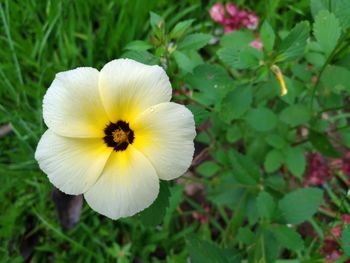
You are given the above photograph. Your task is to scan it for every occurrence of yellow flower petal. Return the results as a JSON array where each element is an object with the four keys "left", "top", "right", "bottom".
[
  {"left": 99, "top": 59, "right": 172, "bottom": 122},
  {"left": 84, "top": 146, "right": 159, "bottom": 220},
  {"left": 35, "top": 130, "right": 112, "bottom": 195},
  {"left": 131, "top": 102, "right": 196, "bottom": 180},
  {"left": 43, "top": 67, "right": 109, "bottom": 138}
]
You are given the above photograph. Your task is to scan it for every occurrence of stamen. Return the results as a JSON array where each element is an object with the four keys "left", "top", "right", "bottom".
[{"left": 103, "top": 121, "right": 134, "bottom": 151}]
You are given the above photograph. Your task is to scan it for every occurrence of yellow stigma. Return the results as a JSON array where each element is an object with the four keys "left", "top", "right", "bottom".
[
  {"left": 112, "top": 129, "right": 129, "bottom": 144},
  {"left": 271, "top": 64, "right": 288, "bottom": 96}
]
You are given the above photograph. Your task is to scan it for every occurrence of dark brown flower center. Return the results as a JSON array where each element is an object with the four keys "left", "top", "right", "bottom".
[{"left": 103, "top": 121, "right": 134, "bottom": 151}]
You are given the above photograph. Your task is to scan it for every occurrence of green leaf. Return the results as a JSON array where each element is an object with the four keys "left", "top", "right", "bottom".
[
  {"left": 173, "top": 50, "right": 195, "bottom": 73},
  {"left": 311, "top": 0, "right": 350, "bottom": 30},
  {"left": 280, "top": 104, "right": 312, "bottom": 127},
  {"left": 333, "top": 0, "right": 350, "bottom": 30},
  {"left": 218, "top": 46, "right": 262, "bottom": 70},
  {"left": 124, "top": 40, "right": 152, "bottom": 51},
  {"left": 286, "top": 147, "right": 306, "bottom": 178},
  {"left": 220, "top": 31, "right": 255, "bottom": 47},
  {"left": 257, "top": 191, "right": 276, "bottom": 220},
  {"left": 310, "top": 0, "right": 328, "bottom": 18},
  {"left": 196, "top": 161, "right": 220, "bottom": 178},
  {"left": 313, "top": 11, "right": 341, "bottom": 57},
  {"left": 186, "top": 64, "right": 232, "bottom": 106},
  {"left": 220, "top": 87, "right": 252, "bottom": 123},
  {"left": 138, "top": 181, "right": 170, "bottom": 226},
  {"left": 279, "top": 187, "right": 323, "bottom": 224},
  {"left": 186, "top": 235, "right": 229, "bottom": 263},
  {"left": 178, "top": 33, "right": 211, "bottom": 50},
  {"left": 276, "top": 21, "right": 310, "bottom": 62},
  {"left": 170, "top": 19, "right": 194, "bottom": 39},
  {"left": 264, "top": 149, "right": 284, "bottom": 173},
  {"left": 150, "top": 12, "right": 163, "bottom": 29},
  {"left": 265, "top": 134, "right": 286, "bottom": 149},
  {"left": 342, "top": 224, "right": 350, "bottom": 256},
  {"left": 271, "top": 225, "right": 304, "bottom": 251},
  {"left": 237, "top": 227, "right": 255, "bottom": 245},
  {"left": 260, "top": 21, "right": 275, "bottom": 53},
  {"left": 226, "top": 125, "right": 242, "bottom": 143},
  {"left": 245, "top": 108, "right": 277, "bottom": 132},
  {"left": 321, "top": 65, "right": 350, "bottom": 93},
  {"left": 229, "top": 150, "right": 261, "bottom": 185},
  {"left": 122, "top": 50, "right": 158, "bottom": 65},
  {"left": 309, "top": 130, "right": 340, "bottom": 158},
  {"left": 186, "top": 105, "right": 209, "bottom": 126}
]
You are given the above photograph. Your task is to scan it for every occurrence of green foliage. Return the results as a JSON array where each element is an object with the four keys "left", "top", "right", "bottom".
[
  {"left": 186, "top": 235, "right": 230, "bottom": 263},
  {"left": 270, "top": 225, "right": 304, "bottom": 251},
  {"left": 313, "top": 10, "right": 341, "bottom": 56},
  {"left": 279, "top": 188, "right": 323, "bottom": 224},
  {"left": 138, "top": 181, "right": 170, "bottom": 226},
  {"left": 276, "top": 21, "right": 310, "bottom": 62}
]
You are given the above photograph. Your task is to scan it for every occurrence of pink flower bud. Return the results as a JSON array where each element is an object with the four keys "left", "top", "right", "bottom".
[
  {"left": 209, "top": 3, "right": 225, "bottom": 24},
  {"left": 249, "top": 39, "right": 263, "bottom": 50}
]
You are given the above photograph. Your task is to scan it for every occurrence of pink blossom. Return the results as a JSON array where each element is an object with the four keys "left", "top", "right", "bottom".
[
  {"left": 246, "top": 13, "right": 259, "bottom": 30},
  {"left": 225, "top": 3, "right": 239, "bottom": 17},
  {"left": 249, "top": 39, "right": 263, "bottom": 50},
  {"left": 209, "top": 3, "right": 225, "bottom": 23},
  {"left": 209, "top": 2, "right": 259, "bottom": 34}
]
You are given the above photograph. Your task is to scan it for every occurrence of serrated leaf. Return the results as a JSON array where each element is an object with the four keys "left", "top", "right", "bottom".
[
  {"left": 245, "top": 108, "right": 277, "bottom": 132},
  {"left": 170, "top": 19, "right": 194, "bottom": 39},
  {"left": 186, "top": 235, "right": 229, "bottom": 263},
  {"left": 186, "top": 64, "right": 232, "bottom": 106},
  {"left": 264, "top": 149, "right": 284, "bottom": 173},
  {"left": 311, "top": 0, "right": 350, "bottom": 30},
  {"left": 228, "top": 150, "right": 261, "bottom": 185},
  {"left": 220, "top": 86, "right": 252, "bottom": 123},
  {"left": 271, "top": 225, "right": 304, "bottom": 251},
  {"left": 333, "top": 0, "right": 350, "bottom": 30},
  {"left": 260, "top": 21, "right": 275, "bottom": 53},
  {"left": 286, "top": 147, "right": 306, "bottom": 178},
  {"left": 138, "top": 181, "right": 170, "bottom": 226},
  {"left": 178, "top": 33, "right": 211, "bottom": 50},
  {"left": 196, "top": 161, "right": 220, "bottom": 177},
  {"left": 314, "top": 11, "right": 341, "bottom": 56},
  {"left": 280, "top": 104, "right": 312, "bottom": 127},
  {"left": 309, "top": 130, "right": 340, "bottom": 158},
  {"left": 218, "top": 46, "right": 261, "bottom": 69},
  {"left": 279, "top": 187, "right": 323, "bottom": 224},
  {"left": 276, "top": 21, "right": 310, "bottom": 62},
  {"left": 257, "top": 191, "right": 276, "bottom": 220}
]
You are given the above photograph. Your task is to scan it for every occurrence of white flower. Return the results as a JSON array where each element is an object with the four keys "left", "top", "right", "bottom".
[{"left": 35, "top": 59, "right": 196, "bottom": 220}]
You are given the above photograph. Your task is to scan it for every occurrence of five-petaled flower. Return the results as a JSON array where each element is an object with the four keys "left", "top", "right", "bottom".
[{"left": 35, "top": 59, "right": 196, "bottom": 220}]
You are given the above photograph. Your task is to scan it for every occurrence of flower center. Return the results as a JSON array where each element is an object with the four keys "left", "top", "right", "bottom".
[{"left": 103, "top": 121, "right": 134, "bottom": 151}]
